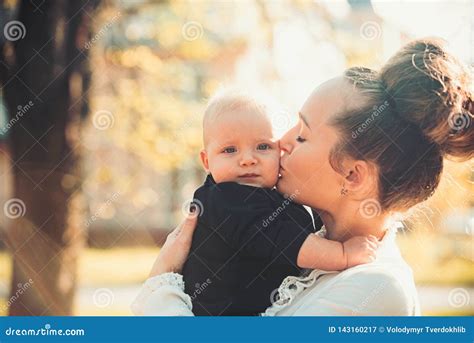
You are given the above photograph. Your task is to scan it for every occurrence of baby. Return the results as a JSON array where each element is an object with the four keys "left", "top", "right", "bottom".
[{"left": 182, "top": 90, "right": 378, "bottom": 316}]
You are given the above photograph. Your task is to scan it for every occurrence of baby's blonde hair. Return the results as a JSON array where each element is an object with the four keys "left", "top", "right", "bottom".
[{"left": 202, "top": 88, "right": 270, "bottom": 147}]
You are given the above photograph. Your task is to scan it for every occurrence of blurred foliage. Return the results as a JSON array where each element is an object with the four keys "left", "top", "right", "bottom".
[
  {"left": 79, "top": 1, "right": 473, "bottom": 236},
  {"left": 80, "top": 1, "right": 255, "bottom": 228}
]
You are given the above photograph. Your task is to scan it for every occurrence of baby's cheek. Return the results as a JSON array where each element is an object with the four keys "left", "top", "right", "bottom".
[
  {"left": 265, "top": 152, "right": 281, "bottom": 183},
  {"left": 209, "top": 159, "right": 234, "bottom": 183}
]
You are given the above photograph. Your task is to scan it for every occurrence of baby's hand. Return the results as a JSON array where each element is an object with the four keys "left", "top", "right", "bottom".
[{"left": 342, "top": 235, "right": 379, "bottom": 268}]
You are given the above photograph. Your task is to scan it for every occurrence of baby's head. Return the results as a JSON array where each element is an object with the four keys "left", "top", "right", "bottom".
[{"left": 200, "top": 90, "right": 280, "bottom": 188}]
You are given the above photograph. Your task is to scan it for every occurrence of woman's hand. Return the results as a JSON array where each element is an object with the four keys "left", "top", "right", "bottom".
[{"left": 148, "top": 205, "right": 199, "bottom": 277}]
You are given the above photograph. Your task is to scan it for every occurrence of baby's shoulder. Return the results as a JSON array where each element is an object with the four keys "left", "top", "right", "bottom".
[{"left": 195, "top": 181, "right": 274, "bottom": 206}]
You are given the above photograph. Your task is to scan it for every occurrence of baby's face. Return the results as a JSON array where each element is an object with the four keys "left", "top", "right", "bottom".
[{"left": 201, "top": 108, "right": 280, "bottom": 188}]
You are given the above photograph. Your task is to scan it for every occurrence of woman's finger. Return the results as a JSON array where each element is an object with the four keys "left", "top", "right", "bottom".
[
  {"left": 166, "top": 226, "right": 181, "bottom": 241},
  {"left": 179, "top": 205, "right": 199, "bottom": 237}
]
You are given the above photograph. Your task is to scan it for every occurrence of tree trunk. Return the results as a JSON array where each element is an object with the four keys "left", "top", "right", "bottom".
[{"left": 0, "top": 0, "right": 99, "bottom": 315}]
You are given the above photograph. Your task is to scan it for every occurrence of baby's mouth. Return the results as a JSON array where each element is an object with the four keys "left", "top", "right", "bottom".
[{"left": 239, "top": 173, "right": 259, "bottom": 178}]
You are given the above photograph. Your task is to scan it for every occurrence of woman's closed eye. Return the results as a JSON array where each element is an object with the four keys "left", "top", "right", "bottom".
[{"left": 296, "top": 135, "right": 306, "bottom": 143}]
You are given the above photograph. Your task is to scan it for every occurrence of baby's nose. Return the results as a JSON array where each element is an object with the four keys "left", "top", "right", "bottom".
[{"left": 240, "top": 153, "right": 257, "bottom": 166}]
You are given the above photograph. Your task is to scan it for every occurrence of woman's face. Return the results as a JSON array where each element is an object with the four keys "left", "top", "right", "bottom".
[{"left": 277, "top": 77, "right": 352, "bottom": 211}]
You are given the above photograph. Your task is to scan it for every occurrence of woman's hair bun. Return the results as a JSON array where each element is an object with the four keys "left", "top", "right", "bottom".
[{"left": 380, "top": 38, "right": 473, "bottom": 160}]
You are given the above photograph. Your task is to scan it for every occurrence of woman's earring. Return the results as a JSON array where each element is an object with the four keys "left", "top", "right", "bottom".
[{"left": 340, "top": 183, "right": 348, "bottom": 196}]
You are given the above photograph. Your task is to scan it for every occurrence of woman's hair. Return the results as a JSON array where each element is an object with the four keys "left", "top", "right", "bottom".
[{"left": 329, "top": 38, "right": 473, "bottom": 211}]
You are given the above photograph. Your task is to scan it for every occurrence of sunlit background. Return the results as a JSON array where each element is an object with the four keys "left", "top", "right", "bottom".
[{"left": 0, "top": 0, "right": 472, "bottom": 316}]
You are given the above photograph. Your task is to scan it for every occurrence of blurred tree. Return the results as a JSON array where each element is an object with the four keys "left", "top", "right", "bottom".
[{"left": 0, "top": 0, "right": 100, "bottom": 315}]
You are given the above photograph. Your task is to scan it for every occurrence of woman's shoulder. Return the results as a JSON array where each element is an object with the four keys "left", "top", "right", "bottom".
[{"left": 331, "top": 261, "right": 419, "bottom": 315}]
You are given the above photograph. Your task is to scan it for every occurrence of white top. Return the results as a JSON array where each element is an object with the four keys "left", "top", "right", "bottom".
[{"left": 131, "top": 223, "right": 420, "bottom": 316}]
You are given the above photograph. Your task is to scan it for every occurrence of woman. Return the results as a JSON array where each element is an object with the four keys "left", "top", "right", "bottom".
[{"left": 131, "top": 38, "right": 473, "bottom": 316}]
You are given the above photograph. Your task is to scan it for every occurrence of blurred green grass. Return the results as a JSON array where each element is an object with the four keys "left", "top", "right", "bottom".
[{"left": 0, "top": 233, "right": 472, "bottom": 316}]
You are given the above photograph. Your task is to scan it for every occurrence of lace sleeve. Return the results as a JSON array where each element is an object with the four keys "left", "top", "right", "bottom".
[{"left": 131, "top": 273, "right": 194, "bottom": 316}]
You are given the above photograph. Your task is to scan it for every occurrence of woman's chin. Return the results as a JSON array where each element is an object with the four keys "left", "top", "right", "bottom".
[
  {"left": 276, "top": 177, "right": 290, "bottom": 196},
  {"left": 277, "top": 177, "right": 303, "bottom": 202}
]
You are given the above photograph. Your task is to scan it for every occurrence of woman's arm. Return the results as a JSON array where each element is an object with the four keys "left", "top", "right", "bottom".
[
  {"left": 131, "top": 273, "right": 194, "bottom": 316},
  {"left": 131, "top": 210, "right": 198, "bottom": 316}
]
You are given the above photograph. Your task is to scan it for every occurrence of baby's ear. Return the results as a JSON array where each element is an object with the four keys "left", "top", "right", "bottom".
[{"left": 199, "top": 149, "right": 210, "bottom": 171}]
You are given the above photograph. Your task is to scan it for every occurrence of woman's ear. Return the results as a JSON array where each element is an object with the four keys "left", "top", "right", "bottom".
[
  {"left": 343, "top": 159, "right": 374, "bottom": 193},
  {"left": 199, "top": 149, "right": 210, "bottom": 172}
]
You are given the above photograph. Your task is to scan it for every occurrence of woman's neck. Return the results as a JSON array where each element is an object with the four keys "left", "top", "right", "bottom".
[{"left": 318, "top": 204, "right": 389, "bottom": 242}]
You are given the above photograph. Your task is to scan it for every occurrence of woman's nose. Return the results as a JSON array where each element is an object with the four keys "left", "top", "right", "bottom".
[{"left": 280, "top": 130, "right": 294, "bottom": 155}]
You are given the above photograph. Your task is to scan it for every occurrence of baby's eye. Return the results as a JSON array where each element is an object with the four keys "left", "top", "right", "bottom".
[
  {"left": 257, "top": 143, "right": 272, "bottom": 150},
  {"left": 222, "top": 147, "right": 236, "bottom": 154},
  {"left": 296, "top": 135, "right": 306, "bottom": 143}
]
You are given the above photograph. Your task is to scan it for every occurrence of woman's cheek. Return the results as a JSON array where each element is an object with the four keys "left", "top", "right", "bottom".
[{"left": 291, "top": 147, "right": 314, "bottom": 182}]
